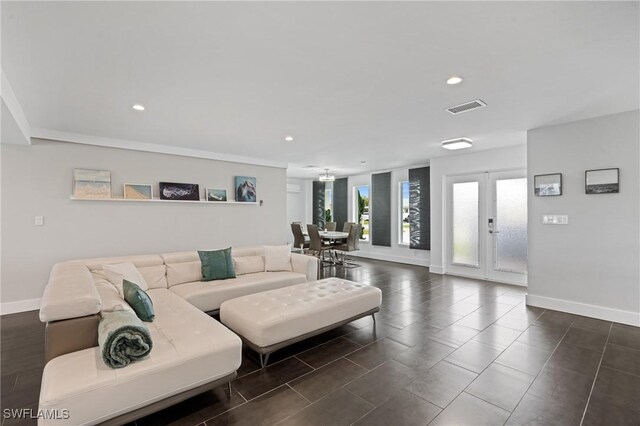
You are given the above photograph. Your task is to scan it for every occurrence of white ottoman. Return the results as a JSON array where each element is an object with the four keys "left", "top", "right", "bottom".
[{"left": 220, "top": 278, "right": 382, "bottom": 367}]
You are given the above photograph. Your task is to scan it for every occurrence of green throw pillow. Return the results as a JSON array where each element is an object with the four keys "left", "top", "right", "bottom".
[
  {"left": 198, "top": 247, "right": 236, "bottom": 281},
  {"left": 123, "top": 279, "right": 155, "bottom": 322}
]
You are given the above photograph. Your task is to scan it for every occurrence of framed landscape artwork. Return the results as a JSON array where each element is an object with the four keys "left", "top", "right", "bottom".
[
  {"left": 124, "top": 184, "right": 153, "bottom": 200},
  {"left": 73, "top": 169, "right": 111, "bottom": 199},
  {"left": 585, "top": 168, "right": 619, "bottom": 194},
  {"left": 206, "top": 188, "right": 227, "bottom": 202},
  {"left": 235, "top": 176, "right": 257, "bottom": 202},
  {"left": 159, "top": 182, "right": 200, "bottom": 200},
  {"left": 534, "top": 173, "right": 562, "bottom": 197}
]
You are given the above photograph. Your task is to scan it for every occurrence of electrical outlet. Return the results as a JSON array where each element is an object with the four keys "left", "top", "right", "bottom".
[
  {"left": 35, "top": 216, "right": 44, "bottom": 226},
  {"left": 542, "top": 215, "right": 569, "bottom": 225}
]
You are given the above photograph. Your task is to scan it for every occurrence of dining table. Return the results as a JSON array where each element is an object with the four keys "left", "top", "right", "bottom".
[{"left": 318, "top": 231, "right": 349, "bottom": 240}]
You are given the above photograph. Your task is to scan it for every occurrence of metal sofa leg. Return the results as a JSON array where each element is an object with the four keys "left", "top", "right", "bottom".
[{"left": 260, "top": 353, "right": 271, "bottom": 368}]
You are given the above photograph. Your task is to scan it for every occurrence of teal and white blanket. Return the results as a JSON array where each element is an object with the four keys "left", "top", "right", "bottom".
[{"left": 98, "top": 310, "right": 153, "bottom": 369}]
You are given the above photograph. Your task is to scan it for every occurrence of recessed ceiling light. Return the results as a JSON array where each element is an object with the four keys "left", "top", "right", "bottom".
[
  {"left": 442, "top": 138, "right": 473, "bottom": 150},
  {"left": 284, "top": 136, "right": 294, "bottom": 142},
  {"left": 132, "top": 104, "right": 145, "bottom": 111},
  {"left": 446, "top": 76, "right": 463, "bottom": 85}
]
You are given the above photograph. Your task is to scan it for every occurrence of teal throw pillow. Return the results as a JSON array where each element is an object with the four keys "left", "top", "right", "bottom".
[
  {"left": 123, "top": 279, "right": 155, "bottom": 322},
  {"left": 198, "top": 247, "right": 236, "bottom": 281}
]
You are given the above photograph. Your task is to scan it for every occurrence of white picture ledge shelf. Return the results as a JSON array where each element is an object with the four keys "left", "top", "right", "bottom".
[{"left": 69, "top": 196, "right": 258, "bottom": 205}]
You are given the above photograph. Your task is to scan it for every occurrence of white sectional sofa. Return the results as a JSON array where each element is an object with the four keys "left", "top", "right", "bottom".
[{"left": 38, "top": 246, "right": 318, "bottom": 425}]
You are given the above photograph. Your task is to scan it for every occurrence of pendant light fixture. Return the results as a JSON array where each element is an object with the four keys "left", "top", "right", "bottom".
[{"left": 319, "top": 168, "right": 335, "bottom": 182}]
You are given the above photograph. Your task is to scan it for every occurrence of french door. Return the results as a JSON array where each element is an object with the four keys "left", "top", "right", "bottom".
[{"left": 445, "top": 170, "right": 528, "bottom": 286}]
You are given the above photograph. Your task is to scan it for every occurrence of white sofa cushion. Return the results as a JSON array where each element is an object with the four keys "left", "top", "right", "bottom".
[
  {"left": 233, "top": 256, "right": 265, "bottom": 275},
  {"left": 137, "top": 264, "right": 168, "bottom": 290},
  {"left": 162, "top": 251, "right": 202, "bottom": 287},
  {"left": 170, "top": 271, "right": 307, "bottom": 312},
  {"left": 103, "top": 262, "right": 149, "bottom": 296},
  {"left": 264, "top": 244, "right": 292, "bottom": 272},
  {"left": 291, "top": 253, "right": 318, "bottom": 282},
  {"left": 38, "top": 289, "right": 242, "bottom": 426},
  {"left": 220, "top": 278, "right": 382, "bottom": 348},
  {"left": 39, "top": 263, "right": 102, "bottom": 323}
]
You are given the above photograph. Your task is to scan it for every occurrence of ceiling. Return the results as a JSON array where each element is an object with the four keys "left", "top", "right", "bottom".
[{"left": 2, "top": 2, "right": 638, "bottom": 178}]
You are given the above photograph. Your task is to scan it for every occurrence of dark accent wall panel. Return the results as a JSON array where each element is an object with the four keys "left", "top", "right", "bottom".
[
  {"left": 333, "top": 178, "right": 348, "bottom": 232},
  {"left": 371, "top": 172, "right": 391, "bottom": 247},
  {"left": 409, "top": 166, "right": 431, "bottom": 250},
  {"left": 312, "top": 181, "right": 326, "bottom": 229}
]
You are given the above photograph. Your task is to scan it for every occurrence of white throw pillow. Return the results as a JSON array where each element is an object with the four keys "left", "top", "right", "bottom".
[
  {"left": 233, "top": 256, "right": 266, "bottom": 275},
  {"left": 95, "top": 281, "right": 134, "bottom": 313},
  {"left": 102, "top": 262, "right": 149, "bottom": 296},
  {"left": 263, "top": 244, "right": 292, "bottom": 272}
]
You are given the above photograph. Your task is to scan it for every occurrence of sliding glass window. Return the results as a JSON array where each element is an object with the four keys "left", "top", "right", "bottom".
[
  {"left": 354, "top": 185, "right": 369, "bottom": 241},
  {"left": 399, "top": 181, "right": 410, "bottom": 244},
  {"left": 324, "top": 182, "right": 333, "bottom": 224}
]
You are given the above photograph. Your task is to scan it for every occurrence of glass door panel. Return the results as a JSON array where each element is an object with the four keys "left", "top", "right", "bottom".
[
  {"left": 494, "top": 178, "right": 528, "bottom": 273},
  {"left": 446, "top": 174, "right": 486, "bottom": 280},
  {"left": 452, "top": 182, "right": 480, "bottom": 266}
]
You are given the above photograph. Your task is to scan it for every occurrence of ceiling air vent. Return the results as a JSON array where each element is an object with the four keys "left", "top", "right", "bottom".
[{"left": 446, "top": 99, "right": 487, "bottom": 115}]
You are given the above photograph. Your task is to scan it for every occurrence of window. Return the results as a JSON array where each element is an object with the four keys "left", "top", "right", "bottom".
[
  {"left": 399, "top": 181, "right": 410, "bottom": 244},
  {"left": 355, "top": 185, "right": 369, "bottom": 241},
  {"left": 324, "top": 182, "right": 333, "bottom": 224}
]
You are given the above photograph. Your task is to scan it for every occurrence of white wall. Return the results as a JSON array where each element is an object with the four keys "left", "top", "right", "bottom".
[
  {"left": 1, "top": 139, "right": 288, "bottom": 312},
  {"left": 527, "top": 110, "right": 640, "bottom": 326},
  {"left": 286, "top": 177, "right": 313, "bottom": 241},
  {"left": 347, "top": 167, "right": 430, "bottom": 266},
  {"left": 429, "top": 145, "right": 528, "bottom": 274}
]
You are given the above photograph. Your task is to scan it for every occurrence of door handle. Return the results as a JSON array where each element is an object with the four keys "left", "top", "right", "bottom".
[{"left": 489, "top": 230, "right": 500, "bottom": 234}]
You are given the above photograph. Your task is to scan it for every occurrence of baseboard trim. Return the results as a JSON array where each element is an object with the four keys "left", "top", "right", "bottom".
[
  {"left": 429, "top": 265, "right": 444, "bottom": 275},
  {"left": 441, "top": 271, "right": 526, "bottom": 287},
  {"left": 351, "top": 252, "right": 429, "bottom": 267},
  {"left": 526, "top": 294, "right": 640, "bottom": 327},
  {"left": 0, "top": 298, "right": 41, "bottom": 316}
]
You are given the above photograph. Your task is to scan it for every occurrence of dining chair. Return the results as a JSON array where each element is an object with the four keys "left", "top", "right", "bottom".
[
  {"left": 334, "top": 224, "right": 361, "bottom": 265},
  {"left": 326, "top": 222, "right": 337, "bottom": 231},
  {"left": 291, "top": 223, "right": 309, "bottom": 252},
  {"left": 342, "top": 222, "right": 356, "bottom": 232},
  {"left": 293, "top": 221, "right": 309, "bottom": 234},
  {"left": 307, "top": 224, "right": 334, "bottom": 262}
]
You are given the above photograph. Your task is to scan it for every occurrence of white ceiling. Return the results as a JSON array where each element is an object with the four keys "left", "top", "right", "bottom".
[{"left": 2, "top": 1, "right": 638, "bottom": 178}]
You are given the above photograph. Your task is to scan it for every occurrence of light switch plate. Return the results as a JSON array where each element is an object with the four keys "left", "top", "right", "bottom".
[
  {"left": 542, "top": 215, "right": 569, "bottom": 225},
  {"left": 35, "top": 216, "right": 44, "bottom": 226}
]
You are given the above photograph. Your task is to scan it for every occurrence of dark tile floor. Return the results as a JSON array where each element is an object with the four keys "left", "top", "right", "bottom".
[{"left": 2, "top": 258, "right": 640, "bottom": 425}]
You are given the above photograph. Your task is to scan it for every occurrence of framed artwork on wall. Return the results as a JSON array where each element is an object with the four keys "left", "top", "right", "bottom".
[
  {"left": 585, "top": 168, "right": 619, "bottom": 194},
  {"left": 235, "top": 176, "right": 257, "bottom": 202},
  {"left": 206, "top": 188, "right": 228, "bottom": 202},
  {"left": 124, "top": 183, "right": 153, "bottom": 200},
  {"left": 534, "top": 173, "right": 562, "bottom": 197},
  {"left": 73, "top": 169, "right": 111, "bottom": 199},
  {"left": 159, "top": 182, "right": 200, "bottom": 200}
]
